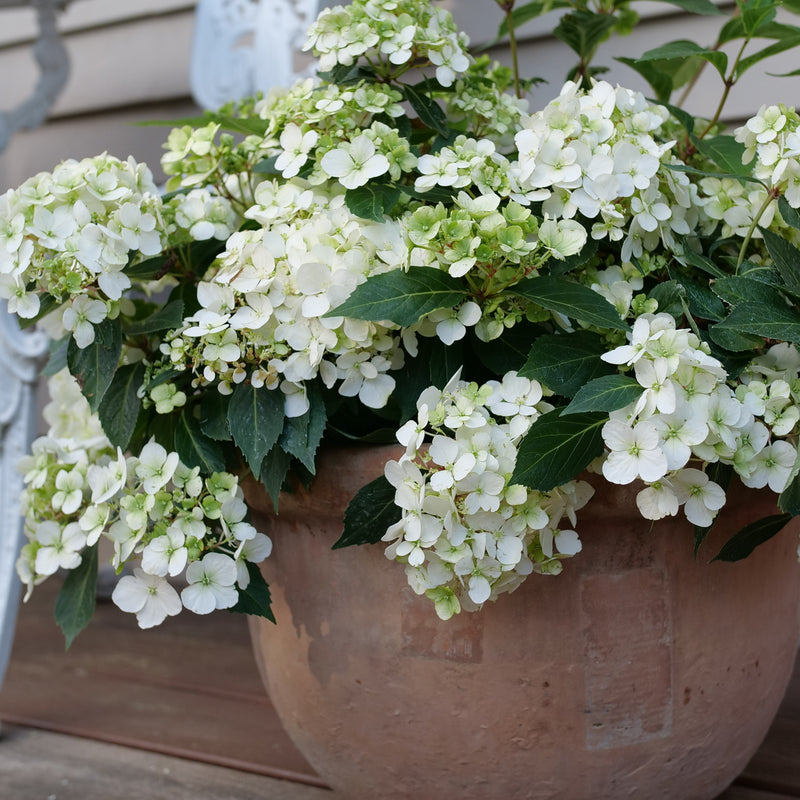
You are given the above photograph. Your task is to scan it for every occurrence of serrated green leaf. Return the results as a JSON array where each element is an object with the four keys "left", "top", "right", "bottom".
[
  {"left": 778, "top": 195, "right": 800, "bottom": 230},
  {"left": 616, "top": 56, "right": 679, "bottom": 103},
  {"left": 512, "top": 410, "right": 606, "bottom": 491},
  {"left": 42, "top": 335, "right": 69, "bottom": 377},
  {"left": 345, "top": 183, "right": 401, "bottom": 222},
  {"left": 228, "top": 383, "right": 285, "bottom": 472},
  {"left": 636, "top": 40, "right": 727, "bottom": 77},
  {"left": 667, "top": 266, "right": 726, "bottom": 321},
  {"left": 553, "top": 10, "right": 617, "bottom": 59},
  {"left": 519, "top": 330, "right": 616, "bottom": 395},
  {"left": 175, "top": 409, "right": 226, "bottom": 474},
  {"left": 740, "top": 0, "right": 779, "bottom": 37},
  {"left": 66, "top": 317, "right": 122, "bottom": 412},
  {"left": 562, "top": 375, "right": 642, "bottom": 415},
  {"left": 511, "top": 275, "right": 628, "bottom": 331},
  {"left": 649, "top": 279, "right": 686, "bottom": 320},
  {"left": 54, "top": 544, "right": 98, "bottom": 650},
  {"left": 278, "top": 383, "right": 327, "bottom": 472},
  {"left": 736, "top": 35, "right": 800, "bottom": 77},
  {"left": 228, "top": 562, "right": 275, "bottom": 622},
  {"left": 126, "top": 300, "right": 184, "bottom": 337},
  {"left": 711, "top": 275, "right": 788, "bottom": 306},
  {"left": 695, "top": 135, "right": 748, "bottom": 176},
  {"left": 259, "top": 445, "right": 293, "bottom": 511},
  {"left": 713, "top": 301, "right": 800, "bottom": 342},
  {"left": 712, "top": 512, "right": 791, "bottom": 562},
  {"left": 403, "top": 83, "right": 449, "bottom": 137},
  {"left": 328, "top": 267, "right": 468, "bottom": 326},
  {"left": 200, "top": 391, "right": 232, "bottom": 441},
  {"left": 333, "top": 474, "right": 401, "bottom": 549},
  {"left": 761, "top": 227, "right": 800, "bottom": 290},
  {"left": 124, "top": 253, "right": 171, "bottom": 282},
  {"left": 708, "top": 323, "right": 765, "bottom": 352},
  {"left": 674, "top": 246, "right": 727, "bottom": 278},
  {"left": 98, "top": 362, "right": 146, "bottom": 450},
  {"left": 495, "top": 0, "right": 571, "bottom": 38}
]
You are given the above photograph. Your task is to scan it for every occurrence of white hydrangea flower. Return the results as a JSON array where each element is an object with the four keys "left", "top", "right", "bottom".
[{"left": 112, "top": 568, "right": 183, "bottom": 629}]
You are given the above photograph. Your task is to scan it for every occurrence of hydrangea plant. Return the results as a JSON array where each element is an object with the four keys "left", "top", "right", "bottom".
[{"left": 6, "top": 0, "right": 800, "bottom": 640}]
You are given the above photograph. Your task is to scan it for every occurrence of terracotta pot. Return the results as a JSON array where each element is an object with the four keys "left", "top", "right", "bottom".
[{"left": 247, "top": 445, "right": 800, "bottom": 800}]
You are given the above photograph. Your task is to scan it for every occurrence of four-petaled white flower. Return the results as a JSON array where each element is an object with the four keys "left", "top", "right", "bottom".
[
  {"left": 181, "top": 552, "right": 239, "bottom": 614},
  {"left": 320, "top": 135, "right": 390, "bottom": 189},
  {"left": 112, "top": 568, "right": 183, "bottom": 629}
]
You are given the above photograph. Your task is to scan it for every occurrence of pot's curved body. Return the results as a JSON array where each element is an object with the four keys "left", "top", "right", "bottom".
[{"left": 247, "top": 446, "right": 800, "bottom": 800}]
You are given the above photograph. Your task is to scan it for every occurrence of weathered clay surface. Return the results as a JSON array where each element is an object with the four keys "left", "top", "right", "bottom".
[{"left": 247, "top": 446, "right": 800, "bottom": 800}]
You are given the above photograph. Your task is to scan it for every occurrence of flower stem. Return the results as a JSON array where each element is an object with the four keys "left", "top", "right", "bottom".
[
  {"left": 736, "top": 187, "right": 781, "bottom": 272},
  {"left": 495, "top": 0, "right": 522, "bottom": 99}
]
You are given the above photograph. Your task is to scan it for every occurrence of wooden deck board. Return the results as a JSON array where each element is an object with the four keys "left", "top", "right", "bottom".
[{"left": 1, "top": 575, "right": 799, "bottom": 797}]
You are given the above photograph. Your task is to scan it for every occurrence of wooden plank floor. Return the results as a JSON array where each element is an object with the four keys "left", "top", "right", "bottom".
[{"left": 1, "top": 576, "right": 799, "bottom": 798}]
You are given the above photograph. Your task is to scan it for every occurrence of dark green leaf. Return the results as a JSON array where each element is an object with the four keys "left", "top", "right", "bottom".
[
  {"left": 318, "top": 63, "right": 377, "bottom": 85},
  {"left": 740, "top": 0, "right": 778, "bottom": 37},
  {"left": 519, "top": 330, "right": 616, "bottom": 395},
  {"left": 66, "top": 317, "right": 123, "bottom": 412},
  {"left": 252, "top": 154, "right": 280, "bottom": 175},
  {"left": 693, "top": 462, "right": 734, "bottom": 556},
  {"left": 636, "top": 40, "right": 727, "bottom": 77},
  {"left": 761, "top": 227, "right": 800, "bottom": 290},
  {"left": 125, "top": 300, "right": 184, "bottom": 336},
  {"left": 259, "top": 445, "right": 293, "bottom": 512},
  {"left": 779, "top": 461, "right": 800, "bottom": 515},
  {"left": 546, "top": 238, "right": 598, "bottom": 277},
  {"left": 470, "top": 321, "right": 543, "bottom": 375},
  {"left": 708, "top": 323, "right": 765, "bottom": 352},
  {"left": 42, "top": 335, "right": 69, "bottom": 377},
  {"left": 200, "top": 391, "right": 232, "bottom": 441},
  {"left": 736, "top": 35, "right": 800, "bottom": 77},
  {"left": 552, "top": 10, "right": 617, "bottom": 59},
  {"left": 511, "top": 275, "right": 628, "bottom": 331},
  {"left": 512, "top": 410, "right": 606, "bottom": 491},
  {"left": 278, "top": 383, "right": 327, "bottom": 473},
  {"left": 711, "top": 275, "right": 788, "bottom": 306},
  {"left": 642, "top": 0, "right": 722, "bottom": 14},
  {"left": 778, "top": 195, "right": 800, "bottom": 231},
  {"left": 711, "top": 513, "right": 792, "bottom": 562},
  {"left": 175, "top": 409, "right": 226, "bottom": 474},
  {"left": 562, "top": 374, "right": 642, "bottom": 415},
  {"left": 695, "top": 135, "right": 747, "bottom": 176},
  {"left": 124, "top": 253, "right": 171, "bottom": 282},
  {"left": 667, "top": 266, "right": 725, "bottom": 321},
  {"left": 98, "top": 362, "right": 146, "bottom": 450},
  {"left": 228, "top": 562, "right": 275, "bottom": 622},
  {"left": 333, "top": 474, "right": 401, "bottom": 549},
  {"left": 714, "top": 301, "right": 800, "bottom": 342},
  {"left": 674, "top": 246, "right": 727, "bottom": 278},
  {"left": 616, "top": 56, "right": 678, "bottom": 103},
  {"left": 327, "top": 267, "right": 468, "bottom": 326},
  {"left": 403, "top": 83, "right": 449, "bottom": 137},
  {"left": 345, "top": 183, "right": 401, "bottom": 222},
  {"left": 648, "top": 279, "right": 686, "bottom": 321},
  {"left": 228, "top": 382, "right": 285, "bottom": 472},
  {"left": 54, "top": 544, "right": 98, "bottom": 650}
]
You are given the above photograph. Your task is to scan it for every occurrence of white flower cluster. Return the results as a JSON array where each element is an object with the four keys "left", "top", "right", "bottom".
[
  {"left": 16, "top": 371, "right": 271, "bottom": 629},
  {"left": 304, "top": 0, "right": 470, "bottom": 87},
  {"left": 599, "top": 313, "right": 798, "bottom": 525},
  {"left": 157, "top": 180, "right": 406, "bottom": 415},
  {"left": 512, "top": 80, "right": 706, "bottom": 263},
  {"left": 736, "top": 104, "right": 800, "bottom": 207},
  {"left": 383, "top": 373, "right": 593, "bottom": 620},
  {"left": 0, "top": 155, "right": 165, "bottom": 340}
]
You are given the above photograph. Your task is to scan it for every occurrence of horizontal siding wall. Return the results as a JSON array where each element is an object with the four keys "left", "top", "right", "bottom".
[{"left": 1, "top": 0, "right": 800, "bottom": 190}]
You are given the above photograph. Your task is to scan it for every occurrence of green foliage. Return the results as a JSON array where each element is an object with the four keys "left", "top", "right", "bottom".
[
  {"left": 562, "top": 375, "right": 643, "bottom": 415},
  {"left": 512, "top": 410, "right": 607, "bottom": 491},
  {"left": 519, "top": 330, "right": 615, "bottom": 396},
  {"left": 175, "top": 409, "right": 227, "bottom": 473},
  {"left": 228, "top": 562, "right": 276, "bottom": 622},
  {"left": 125, "top": 300, "right": 185, "bottom": 336},
  {"left": 98, "top": 362, "right": 146, "bottom": 450},
  {"left": 712, "top": 513, "right": 793, "bottom": 562},
  {"left": 228, "top": 383, "right": 285, "bottom": 473},
  {"left": 328, "top": 266, "right": 469, "bottom": 326},
  {"left": 54, "top": 544, "right": 98, "bottom": 650},
  {"left": 67, "top": 318, "right": 123, "bottom": 412},
  {"left": 345, "top": 183, "right": 401, "bottom": 221},
  {"left": 334, "top": 475, "right": 401, "bottom": 548}
]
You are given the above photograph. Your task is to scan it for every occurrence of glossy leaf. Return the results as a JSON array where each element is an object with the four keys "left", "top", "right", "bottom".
[
  {"left": 55, "top": 544, "right": 98, "bottom": 650},
  {"left": 228, "top": 562, "right": 276, "bottom": 622},
  {"left": 259, "top": 445, "right": 293, "bottom": 512},
  {"left": 714, "top": 302, "right": 800, "bottom": 343},
  {"left": 695, "top": 136, "right": 748, "bottom": 176},
  {"left": 562, "top": 375, "right": 642, "bottom": 416},
  {"left": 228, "top": 383, "right": 285, "bottom": 472},
  {"left": 553, "top": 11, "right": 617, "bottom": 59},
  {"left": 175, "top": 409, "right": 227, "bottom": 474},
  {"left": 334, "top": 475, "right": 401, "bottom": 549},
  {"left": 328, "top": 267, "right": 468, "bottom": 326},
  {"left": 403, "top": 83, "right": 449, "bottom": 137},
  {"left": 712, "top": 513, "right": 792, "bottom": 562},
  {"left": 636, "top": 40, "right": 727, "bottom": 77},
  {"left": 98, "top": 362, "right": 146, "bottom": 450},
  {"left": 512, "top": 410, "right": 606, "bottom": 491},
  {"left": 345, "top": 183, "right": 401, "bottom": 222},
  {"left": 278, "top": 383, "right": 327, "bottom": 473},
  {"left": 511, "top": 275, "right": 628, "bottom": 331},
  {"left": 761, "top": 228, "right": 800, "bottom": 290},
  {"left": 519, "top": 330, "right": 615, "bottom": 396},
  {"left": 66, "top": 317, "right": 122, "bottom": 412},
  {"left": 125, "top": 300, "right": 184, "bottom": 336}
]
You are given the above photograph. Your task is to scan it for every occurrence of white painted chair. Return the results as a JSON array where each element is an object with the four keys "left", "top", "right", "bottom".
[{"left": 0, "top": 0, "right": 71, "bottom": 693}]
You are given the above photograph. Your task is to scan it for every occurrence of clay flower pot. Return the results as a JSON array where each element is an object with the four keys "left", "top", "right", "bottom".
[{"left": 246, "top": 445, "right": 800, "bottom": 800}]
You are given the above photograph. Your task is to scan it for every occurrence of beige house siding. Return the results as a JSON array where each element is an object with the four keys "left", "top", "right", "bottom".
[{"left": 1, "top": 1, "right": 800, "bottom": 190}]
